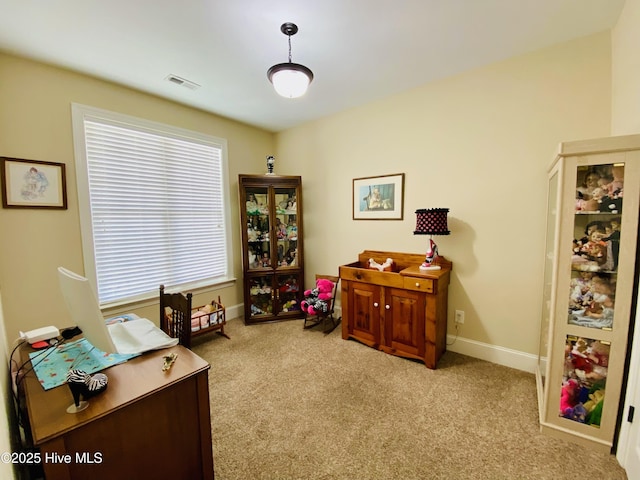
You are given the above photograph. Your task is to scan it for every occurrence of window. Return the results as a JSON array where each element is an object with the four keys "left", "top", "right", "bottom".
[{"left": 71, "top": 104, "right": 232, "bottom": 307}]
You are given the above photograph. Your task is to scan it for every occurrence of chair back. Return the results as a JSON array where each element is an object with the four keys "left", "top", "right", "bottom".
[{"left": 160, "top": 285, "right": 193, "bottom": 348}]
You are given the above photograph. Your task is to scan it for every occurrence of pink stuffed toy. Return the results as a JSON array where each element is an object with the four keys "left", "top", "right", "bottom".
[
  {"left": 301, "top": 279, "right": 334, "bottom": 315},
  {"left": 560, "top": 378, "right": 579, "bottom": 416}
]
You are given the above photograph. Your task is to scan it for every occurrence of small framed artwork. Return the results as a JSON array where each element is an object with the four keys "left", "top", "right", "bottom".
[
  {"left": 1, "top": 157, "right": 68, "bottom": 209},
  {"left": 352, "top": 173, "right": 404, "bottom": 220}
]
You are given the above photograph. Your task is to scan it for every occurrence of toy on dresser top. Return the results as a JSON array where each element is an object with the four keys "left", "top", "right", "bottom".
[{"left": 367, "top": 258, "right": 395, "bottom": 272}]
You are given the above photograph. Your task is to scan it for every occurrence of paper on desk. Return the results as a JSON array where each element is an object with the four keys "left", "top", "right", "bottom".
[
  {"left": 108, "top": 318, "right": 179, "bottom": 354},
  {"left": 30, "top": 339, "right": 138, "bottom": 390}
]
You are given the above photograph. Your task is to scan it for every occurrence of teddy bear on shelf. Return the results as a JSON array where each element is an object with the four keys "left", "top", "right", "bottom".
[{"left": 300, "top": 278, "right": 335, "bottom": 315}]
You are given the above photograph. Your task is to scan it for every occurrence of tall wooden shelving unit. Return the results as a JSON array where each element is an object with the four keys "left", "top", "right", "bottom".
[
  {"left": 238, "top": 174, "right": 304, "bottom": 324},
  {"left": 537, "top": 135, "right": 640, "bottom": 452}
]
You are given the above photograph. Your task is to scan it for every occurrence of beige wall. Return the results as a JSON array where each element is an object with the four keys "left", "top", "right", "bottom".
[
  {"left": 612, "top": 0, "right": 640, "bottom": 135},
  {"left": 276, "top": 32, "right": 612, "bottom": 355},
  {"left": 0, "top": 53, "right": 274, "bottom": 341},
  {"left": 612, "top": 0, "right": 640, "bottom": 467},
  {"left": 0, "top": 290, "right": 16, "bottom": 479}
]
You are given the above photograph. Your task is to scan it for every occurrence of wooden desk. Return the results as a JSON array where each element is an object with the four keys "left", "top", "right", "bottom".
[{"left": 21, "top": 344, "right": 214, "bottom": 480}]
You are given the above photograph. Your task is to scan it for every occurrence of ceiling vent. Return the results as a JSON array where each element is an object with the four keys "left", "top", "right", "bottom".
[{"left": 164, "top": 74, "right": 200, "bottom": 90}]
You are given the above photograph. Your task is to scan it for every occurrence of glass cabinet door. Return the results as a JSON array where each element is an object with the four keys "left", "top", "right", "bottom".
[
  {"left": 559, "top": 163, "right": 624, "bottom": 427},
  {"left": 274, "top": 187, "right": 300, "bottom": 268},
  {"left": 568, "top": 163, "right": 623, "bottom": 330},
  {"left": 537, "top": 166, "right": 560, "bottom": 393},
  {"left": 276, "top": 273, "right": 302, "bottom": 315},
  {"left": 245, "top": 187, "right": 270, "bottom": 271},
  {"left": 248, "top": 274, "right": 273, "bottom": 318}
]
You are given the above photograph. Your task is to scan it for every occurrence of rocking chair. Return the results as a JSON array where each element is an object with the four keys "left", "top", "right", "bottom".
[{"left": 303, "top": 274, "right": 341, "bottom": 334}]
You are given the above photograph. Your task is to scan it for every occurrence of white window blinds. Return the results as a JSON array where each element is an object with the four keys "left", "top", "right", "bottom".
[{"left": 72, "top": 104, "right": 230, "bottom": 307}]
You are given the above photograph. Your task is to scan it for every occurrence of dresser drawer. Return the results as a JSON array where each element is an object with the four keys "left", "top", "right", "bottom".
[
  {"left": 340, "top": 265, "right": 403, "bottom": 288},
  {"left": 403, "top": 277, "right": 434, "bottom": 293}
]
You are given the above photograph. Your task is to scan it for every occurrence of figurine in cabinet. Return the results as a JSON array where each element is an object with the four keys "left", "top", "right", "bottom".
[
  {"left": 604, "top": 217, "right": 621, "bottom": 269},
  {"left": 275, "top": 218, "right": 286, "bottom": 239},
  {"left": 578, "top": 227, "right": 610, "bottom": 268},
  {"left": 248, "top": 248, "right": 258, "bottom": 269},
  {"left": 246, "top": 193, "right": 259, "bottom": 214},
  {"left": 287, "top": 221, "right": 298, "bottom": 240},
  {"left": 247, "top": 222, "right": 260, "bottom": 242}
]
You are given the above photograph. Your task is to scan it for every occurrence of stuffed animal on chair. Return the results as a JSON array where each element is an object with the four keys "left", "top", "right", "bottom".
[{"left": 301, "top": 278, "right": 335, "bottom": 315}]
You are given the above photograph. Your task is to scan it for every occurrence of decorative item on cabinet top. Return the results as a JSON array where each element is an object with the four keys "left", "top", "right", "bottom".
[{"left": 414, "top": 208, "right": 450, "bottom": 271}]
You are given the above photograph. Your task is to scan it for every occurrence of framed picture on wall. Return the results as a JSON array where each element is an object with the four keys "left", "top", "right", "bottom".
[
  {"left": 1, "top": 157, "right": 68, "bottom": 209},
  {"left": 352, "top": 173, "right": 404, "bottom": 220}
]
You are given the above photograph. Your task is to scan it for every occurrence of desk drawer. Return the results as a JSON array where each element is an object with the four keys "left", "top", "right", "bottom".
[{"left": 403, "top": 277, "right": 434, "bottom": 293}]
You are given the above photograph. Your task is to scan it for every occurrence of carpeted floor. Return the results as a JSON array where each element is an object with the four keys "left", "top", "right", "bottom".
[{"left": 192, "top": 318, "right": 627, "bottom": 480}]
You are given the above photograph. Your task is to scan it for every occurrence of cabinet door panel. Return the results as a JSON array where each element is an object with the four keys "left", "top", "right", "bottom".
[
  {"left": 386, "top": 288, "right": 425, "bottom": 357},
  {"left": 350, "top": 282, "right": 380, "bottom": 343}
]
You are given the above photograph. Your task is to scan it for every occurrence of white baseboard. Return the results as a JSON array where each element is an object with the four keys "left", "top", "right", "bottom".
[
  {"left": 226, "top": 303, "right": 244, "bottom": 322},
  {"left": 233, "top": 304, "right": 537, "bottom": 373},
  {"left": 446, "top": 334, "right": 538, "bottom": 373}
]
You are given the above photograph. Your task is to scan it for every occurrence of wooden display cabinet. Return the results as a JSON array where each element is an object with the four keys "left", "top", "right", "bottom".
[
  {"left": 239, "top": 174, "right": 304, "bottom": 324},
  {"left": 340, "top": 250, "right": 451, "bottom": 369},
  {"left": 536, "top": 135, "right": 640, "bottom": 452}
]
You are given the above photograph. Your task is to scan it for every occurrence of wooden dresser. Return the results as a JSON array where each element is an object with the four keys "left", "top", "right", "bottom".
[{"left": 340, "top": 250, "right": 451, "bottom": 369}]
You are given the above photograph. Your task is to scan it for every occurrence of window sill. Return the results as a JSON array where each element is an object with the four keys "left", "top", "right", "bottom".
[{"left": 102, "top": 277, "right": 237, "bottom": 316}]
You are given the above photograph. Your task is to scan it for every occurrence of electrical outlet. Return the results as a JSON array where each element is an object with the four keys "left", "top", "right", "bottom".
[{"left": 455, "top": 310, "right": 465, "bottom": 324}]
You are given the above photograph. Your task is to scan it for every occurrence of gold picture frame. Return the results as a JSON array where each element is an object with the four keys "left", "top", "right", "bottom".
[{"left": 352, "top": 173, "right": 404, "bottom": 220}]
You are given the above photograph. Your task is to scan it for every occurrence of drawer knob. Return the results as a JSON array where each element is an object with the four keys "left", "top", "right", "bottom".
[
  {"left": 415, "top": 282, "right": 420, "bottom": 287},
  {"left": 385, "top": 305, "right": 390, "bottom": 310},
  {"left": 374, "top": 302, "right": 379, "bottom": 308}
]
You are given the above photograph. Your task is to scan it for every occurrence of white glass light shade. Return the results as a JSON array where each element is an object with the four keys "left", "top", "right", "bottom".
[{"left": 268, "top": 63, "right": 313, "bottom": 98}]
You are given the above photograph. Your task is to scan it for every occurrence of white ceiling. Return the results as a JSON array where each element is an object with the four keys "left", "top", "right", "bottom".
[{"left": 0, "top": 0, "right": 625, "bottom": 132}]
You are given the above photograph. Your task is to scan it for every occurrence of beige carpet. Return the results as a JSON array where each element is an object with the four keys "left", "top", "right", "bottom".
[{"left": 193, "top": 318, "right": 627, "bottom": 480}]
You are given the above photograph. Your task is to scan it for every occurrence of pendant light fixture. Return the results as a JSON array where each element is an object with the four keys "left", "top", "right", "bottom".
[{"left": 267, "top": 22, "right": 314, "bottom": 98}]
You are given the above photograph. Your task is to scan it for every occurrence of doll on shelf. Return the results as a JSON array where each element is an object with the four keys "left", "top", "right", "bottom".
[
  {"left": 260, "top": 252, "right": 271, "bottom": 268},
  {"left": 247, "top": 222, "right": 260, "bottom": 242},
  {"left": 248, "top": 248, "right": 259, "bottom": 269},
  {"left": 569, "top": 272, "right": 594, "bottom": 311},
  {"left": 276, "top": 218, "right": 287, "bottom": 239},
  {"left": 285, "top": 198, "right": 297, "bottom": 213},
  {"left": 283, "top": 247, "right": 297, "bottom": 266},
  {"left": 576, "top": 169, "right": 601, "bottom": 201},
  {"left": 572, "top": 223, "right": 613, "bottom": 271},
  {"left": 246, "top": 193, "right": 259, "bottom": 214},
  {"left": 603, "top": 217, "right": 621, "bottom": 270},
  {"left": 286, "top": 221, "right": 298, "bottom": 240},
  {"left": 585, "top": 275, "right": 615, "bottom": 318},
  {"left": 581, "top": 227, "right": 612, "bottom": 269}
]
